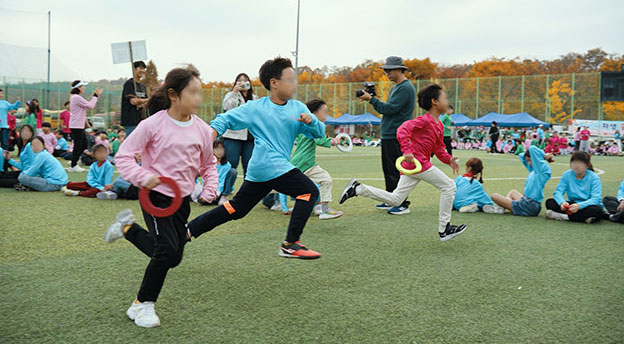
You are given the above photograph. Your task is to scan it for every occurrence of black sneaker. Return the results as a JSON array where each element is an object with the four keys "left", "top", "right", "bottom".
[
  {"left": 14, "top": 183, "right": 30, "bottom": 191},
  {"left": 439, "top": 223, "right": 467, "bottom": 242},
  {"left": 610, "top": 210, "right": 624, "bottom": 223},
  {"left": 339, "top": 178, "right": 360, "bottom": 204}
]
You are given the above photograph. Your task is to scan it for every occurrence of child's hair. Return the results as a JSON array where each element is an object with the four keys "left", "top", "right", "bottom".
[
  {"left": 305, "top": 98, "right": 326, "bottom": 113},
  {"left": 118, "top": 128, "right": 126, "bottom": 134},
  {"left": 147, "top": 66, "right": 201, "bottom": 115},
  {"left": 70, "top": 80, "right": 81, "bottom": 94},
  {"left": 417, "top": 84, "right": 443, "bottom": 110},
  {"left": 42, "top": 122, "right": 51, "bottom": 128},
  {"left": 55, "top": 130, "right": 63, "bottom": 135},
  {"left": 64, "top": 101, "right": 70, "bottom": 106},
  {"left": 213, "top": 139, "right": 227, "bottom": 165},
  {"left": 465, "top": 157, "right": 484, "bottom": 183},
  {"left": 233, "top": 73, "right": 254, "bottom": 102},
  {"left": 92, "top": 144, "right": 107, "bottom": 155},
  {"left": 20, "top": 124, "right": 35, "bottom": 141},
  {"left": 133, "top": 61, "right": 147, "bottom": 69},
  {"left": 259, "top": 57, "right": 293, "bottom": 90},
  {"left": 25, "top": 101, "right": 35, "bottom": 114},
  {"left": 570, "top": 151, "right": 594, "bottom": 171},
  {"left": 32, "top": 136, "right": 45, "bottom": 146}
]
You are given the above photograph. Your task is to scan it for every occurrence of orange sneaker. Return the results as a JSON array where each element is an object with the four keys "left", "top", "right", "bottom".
[{"left": 279, "top": 241, "right": 321, "bottom": 259}]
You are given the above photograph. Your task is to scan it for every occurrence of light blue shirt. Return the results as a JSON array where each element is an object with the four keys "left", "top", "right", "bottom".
[
  {"left": 554, "top": 169, "right": 602, "bottom": 209},
  {"left": 210, "top": 97, "right": 325, "bottom": 182},
  {"left": 520, "top": 146, "right": 551, "bottom": 202},
  {"left": 453, "top": 175, "right": 494, "bottom": 209},
  {"left": 216, "top": 161, "right": 232, "bottom": 194},
  {"left": 22, "top": 150, "right": 68, "bottom": 185},
  {"left": 87, "top": 160, "right": 114, "bottom": 190},
  {"left": 618, "top": 180, "right": 624, "bottom": 201},
  {"left": 537, "top": 128, "right": 544, "bottom": 139},
  {"left": 9, "top": 142, "right": 35, "bottom": 171},
  {"left": 0, "top": 99, "right": 21, "bottom": 129},
  {"left": 56, "top": 137, "right": 69, "bottom": 151},
  {"left": 0, "top": 148, "right": 4, "bottom": 172}
]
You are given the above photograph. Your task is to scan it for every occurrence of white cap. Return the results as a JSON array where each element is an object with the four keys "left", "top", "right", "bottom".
[{"left": 71, "top": 80, "right": 89, "bottom": 89}]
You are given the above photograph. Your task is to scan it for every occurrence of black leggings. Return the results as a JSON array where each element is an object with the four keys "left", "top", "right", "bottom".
[
  {"left": 70, "top": 129, "right": 86, "bottom": 167},
  {"left": 545, "top": 198, "right": 603, "bottom": 223},
  {"left": 125, "top": 191, "right": 191, "bottom": 302},
  {"left": 0, "top": 170, "right": 20, "bottom": 188},
  {"left": 189, "top": 168, "right": 319, "bottom": 243}
]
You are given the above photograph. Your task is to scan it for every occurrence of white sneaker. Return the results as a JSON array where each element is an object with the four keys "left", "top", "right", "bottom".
[
  {"left": 270, "top": 202, "right": 282, "bottom": 212},
  {"left": 105, "top": 209, "right": 135, "bottom": 243},
  {"left": 127, "top": 301, "right": 160, "bottom": 328},
  {"left": 319, "top": 209, "right": 344, "bottom": 220},
  {"left": 483, "top": 204, "right": 505, "bottom": 214},
  {"left": 97, "top": 191, "right": 118, "bottom": 200},
  {"left": 459, "top": 203, "right": 479, "bottom": 213},
  {"left": 313, "top": 204, "right": 323, "bottom": 216},
  {"left": 61, "top": 186, "right": 68, "bottom": 193},
  {"left": 64, "top": 189, "right": 80, "bottom": 196},
  {"left": 67, "top": 165, "right": 86, "bottom": 173},
  {"left": 546, "top": 210, "right": 569, "bottom": 221},
  {"left": 217, "top": 195, "right": 228, "bottom": 206}
]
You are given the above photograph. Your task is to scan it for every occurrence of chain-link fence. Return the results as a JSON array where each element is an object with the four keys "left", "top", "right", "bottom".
[{"left": 2, "top": 72, "right": 618, "bottom": 128}]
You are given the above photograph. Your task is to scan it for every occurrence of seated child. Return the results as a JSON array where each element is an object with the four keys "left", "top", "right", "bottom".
[
  {"left": 62, "top": 144, "right": 115, "bottom": 198},
  {"left": 453, "top": 157, "right": 504, "bottom": 214},
  {"left": 53, "top": 130, "right": 69, "bottom": 157},
  {"left": 602, "top": 180, "right": 624, "bottom": 223}
]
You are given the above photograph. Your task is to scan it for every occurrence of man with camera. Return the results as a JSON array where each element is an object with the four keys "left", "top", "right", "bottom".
[{"left": 357, "top": 56, "right": 416, "bottom": 215}]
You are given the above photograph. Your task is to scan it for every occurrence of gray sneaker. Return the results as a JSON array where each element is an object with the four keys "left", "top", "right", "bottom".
[
  {"left": 97, "top": 191, "right": 118, "bottom": 200},
  {"left": 105, "top": 209, "right": 135, "bottom": 243}
]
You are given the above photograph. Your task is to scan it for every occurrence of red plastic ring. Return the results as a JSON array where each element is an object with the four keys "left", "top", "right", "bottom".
[{"left": 139, "top": 176, "right": 183, "bottom": 217}]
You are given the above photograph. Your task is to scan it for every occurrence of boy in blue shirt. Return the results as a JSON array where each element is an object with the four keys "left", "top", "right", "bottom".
[
  {"left": 53, "top": 130, "right": 69, "bottom": 157},
  {"left": 62, "top": 144, "right": 115, "bottom": 198},
  {"left": 188, "top": 57, "right": 325, "bottom": 259}
]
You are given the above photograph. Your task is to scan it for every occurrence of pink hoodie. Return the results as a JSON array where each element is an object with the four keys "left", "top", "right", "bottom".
[
  {"left": 69, "top": 94, "right": 99, "bottom": 129},
  {"left": 396, "top": 113, "right": 452, "bottom": 173},
  {"left": 115, "top": 110, "right": 218, "bottom": 199}
]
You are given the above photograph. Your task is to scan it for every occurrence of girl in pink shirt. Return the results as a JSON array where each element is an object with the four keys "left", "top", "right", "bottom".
[
  {"left": 104, "top": 67, "right": 218, "bottom": 328},
  {"left": 68, "top": 80, "right": 103, "bottom": 172},
  {"left": 340, "top": 84, "right": 466, "bottom": 241}
]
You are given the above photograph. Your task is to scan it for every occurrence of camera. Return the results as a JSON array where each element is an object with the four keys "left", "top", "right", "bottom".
[
  {"left": 241, "top": 81, "right": 251, "bottom": 90},
  {"left": 355, "top": 82, "right": 376, "bottom": 97}
]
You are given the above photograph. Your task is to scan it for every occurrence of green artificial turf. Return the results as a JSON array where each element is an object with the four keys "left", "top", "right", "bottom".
[{"left": 1, "top": 148, "right": 622, "bottom": 343}]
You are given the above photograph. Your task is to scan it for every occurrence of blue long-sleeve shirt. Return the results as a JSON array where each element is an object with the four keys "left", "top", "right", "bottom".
[
  {"left": 0, "top": 148, "right": 4, "bottom": 172},
  {"left": 55, "top": 137, "right": 69, "bottom": 151},
  {"left": 216, "top": 161, "right": 232, "bottom": 195},
  {"left": 210, "top": 97, "right": 325, "bottom": 182},
  {"left": 22, "top": 150, "right": 68, "bottom": 185},
  {"left": 453, "top": 176, "right": 494, "bottom": 209},
  {"left": 86, "top": 160, "right": 115, "bottom": 190},
  {"left": 9, "top": 142, "right": 35, "bottom": 171},
  {"left": 618, "top": 180, "right": 624, "bottom": 201},
  {"left": 0, "top": 99, "right": 21, "bottom": 129},
  {"left": 554, "top": 169, "right": 602, "bottom": 209},
  {"left": 520, "top": 146, "right": 551, "bottom": 202}
]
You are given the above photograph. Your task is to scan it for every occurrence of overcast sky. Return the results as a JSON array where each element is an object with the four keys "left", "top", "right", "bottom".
[{"left": 1, "top": 0, "right": 623, "bottom": 82}]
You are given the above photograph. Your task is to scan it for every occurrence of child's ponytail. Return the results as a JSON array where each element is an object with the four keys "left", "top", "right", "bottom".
[
  {"left": 147, "top": 65, "right": 201, "bottom": 115},
  {"left": 465, "top": 157, "right": 484, "bottom": 184}
]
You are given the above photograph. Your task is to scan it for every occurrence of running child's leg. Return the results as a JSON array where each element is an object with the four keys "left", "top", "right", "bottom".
[
  {"left": 415, "top": 166, "right": 457, "bottom": 233},
  {"left": 348, "top": 174, "right": 418, "bottom": 207},
  {"left": 270, "top": 169, "right": 320, "bottom": 243},
  {"left": 188, "top": 180, "right": 272, "bottom": 238}
]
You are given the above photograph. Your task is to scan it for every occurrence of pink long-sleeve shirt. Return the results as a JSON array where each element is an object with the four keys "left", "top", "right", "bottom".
[
  {"left": 41, "top": 132, "right": 57, "bottom": 153},
  {"left": 115, "top": 110, "right": 218, "bottom": 199},
  {"left": 69, "top": 94, "right": 99, "bottom": 129},
  {"left": 396, "top": 113, "right": 453, "bottom": 173}
]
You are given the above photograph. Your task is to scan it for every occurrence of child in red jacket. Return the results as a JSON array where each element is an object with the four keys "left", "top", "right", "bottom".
[{"left": 340, "top": 84, "right": 466, "bottom": 241}]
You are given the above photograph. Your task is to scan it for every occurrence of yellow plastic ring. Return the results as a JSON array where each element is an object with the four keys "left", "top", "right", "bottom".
[{"left": 395, "top": 156, "right": 422, "bottom": 175}]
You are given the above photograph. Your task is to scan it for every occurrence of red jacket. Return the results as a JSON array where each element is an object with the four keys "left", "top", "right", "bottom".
[{"left": 397, "top": 113, "right": 453, "bottom": 173}]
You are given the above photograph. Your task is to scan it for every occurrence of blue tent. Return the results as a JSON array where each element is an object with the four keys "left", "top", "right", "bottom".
[
  {"left": 325, "top": 113, "right": 381, "bottom": 125},
  {"left": 450, "top": 113, "right": 472, "bottom": 126},
  {"left": 468, "top": 112, "right": 550, "bottom": 128}
]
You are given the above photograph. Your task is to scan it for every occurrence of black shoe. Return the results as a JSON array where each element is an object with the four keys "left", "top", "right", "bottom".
[
  {"left": 339, "top": 178, "right": 360, "bottom": 204},
  {"left": 610, "top": 210, "right": 624, "bottom": 223},
  {"left": 439, "top": 223, "right": 467, "bottom": 242},
  {"left": 14, "top": 183, "right": 30, "bottom": 191}
]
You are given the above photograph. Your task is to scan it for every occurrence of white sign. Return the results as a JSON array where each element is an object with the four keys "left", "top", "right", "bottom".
[
  {"left": 569, "top": 119, "right": 624, "bottom": 137},
  {"left": 111, "top": 40, "right": 147, "bottom": 64}
]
